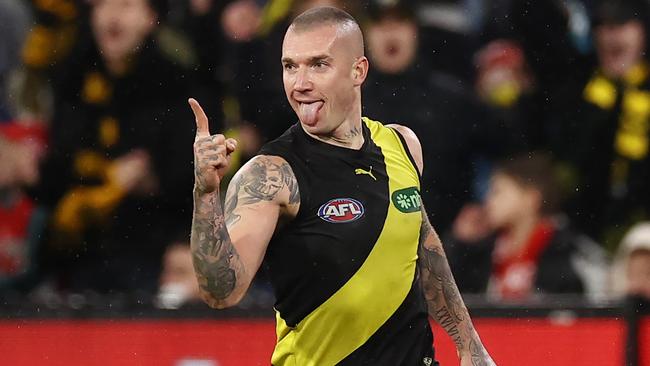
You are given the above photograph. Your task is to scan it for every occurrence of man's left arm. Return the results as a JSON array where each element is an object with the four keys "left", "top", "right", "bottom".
[
  {"left": 419, "top": 207, "right": 494, "bottom": 365},
  {"left": 389, "top": 124, "right": 495, "bottom": 366}
]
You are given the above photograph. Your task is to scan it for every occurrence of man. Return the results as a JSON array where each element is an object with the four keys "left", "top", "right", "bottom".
[
  {"left": 190, "top": 7, "right": 495, "bottom": 365},
  {"left": 38, "top": 0, "right": 195, "bottom": 292},
  {"left": 156, "top": 241, "right": 201, "bottom": 309},
  {"left": 551, "top": 0, "right": 650, "bottom": 249}
]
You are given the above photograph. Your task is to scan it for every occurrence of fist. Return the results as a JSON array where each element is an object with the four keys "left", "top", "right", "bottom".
[
  {"left": 190, "top": 98, "right": 237, "bottom": 194},
  {"left": 452, "top": 203, "right": 491, "bottom": 243}
]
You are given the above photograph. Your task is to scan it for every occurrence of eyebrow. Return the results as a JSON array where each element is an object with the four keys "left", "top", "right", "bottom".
[{"left": 281, "top": 55, "right": 332, "bottom": 64}]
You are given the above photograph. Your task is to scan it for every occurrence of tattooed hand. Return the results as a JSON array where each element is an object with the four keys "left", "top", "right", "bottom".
[
  {"left": 190, "top": 98, "right": 237, "bottom": 194},
  {"left": 460, "top": 340, "right": 496, "bottom": 366}
]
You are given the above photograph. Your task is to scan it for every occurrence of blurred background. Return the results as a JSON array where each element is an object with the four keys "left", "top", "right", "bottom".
[{"left": 0, "top": 0, "right": 649, "bottom": 365}]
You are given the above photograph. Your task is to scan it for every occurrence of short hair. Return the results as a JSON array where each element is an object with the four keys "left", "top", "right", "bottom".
[
  {"left": 494, "top": 153, "right": 563, "bottom": 215},
  {"left": 593, "top": 0, "right": 648, "bottom": 27},
  {"left": 290, "top": 6, "right": 361, "bottom": 36}
]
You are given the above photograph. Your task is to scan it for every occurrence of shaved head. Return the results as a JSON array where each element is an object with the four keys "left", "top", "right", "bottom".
[
  {"left": 288, "top": 6, "right": 364, "bottom": 58},
  {"left": 282, "top": 6, "right": 369, "bottom": 138}
]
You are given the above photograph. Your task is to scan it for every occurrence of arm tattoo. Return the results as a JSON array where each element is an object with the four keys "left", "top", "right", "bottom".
[
  {"left": 470, "top": 336, "right": 491, "bottom": 366},
  {"left": 191, "top": 190, "right": 241, "bottom": 304},
  {"left": 223, "top": 157, "right": 299, "bottom": 229},
  {"left": 418, "top": 208, "right": 493, "bottom": 363},
  {"left": 191, "top": 156, "right": 299, "bottom": 306}
]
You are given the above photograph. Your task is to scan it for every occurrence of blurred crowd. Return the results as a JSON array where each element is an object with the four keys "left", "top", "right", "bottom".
[{"left": 1, "top": 0, "right": 650, "bottom": 309}]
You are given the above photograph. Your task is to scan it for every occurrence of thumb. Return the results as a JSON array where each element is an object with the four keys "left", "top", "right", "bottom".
[{"left": 189, "top": 98, "right": 210, "bottom": 137}]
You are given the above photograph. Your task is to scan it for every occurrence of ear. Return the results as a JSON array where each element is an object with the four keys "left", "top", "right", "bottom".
[{"left": 352, "top": 56, "right": 369, "bottom": 86}]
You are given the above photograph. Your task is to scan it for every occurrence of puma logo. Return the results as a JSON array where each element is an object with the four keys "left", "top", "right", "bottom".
[{"left": 355, "top": 166, "right": 376, "bottom": 181}]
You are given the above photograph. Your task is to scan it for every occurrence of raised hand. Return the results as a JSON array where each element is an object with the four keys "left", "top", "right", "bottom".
[{"left": 190, "top": 98, "right": 237, "bottom": 194}]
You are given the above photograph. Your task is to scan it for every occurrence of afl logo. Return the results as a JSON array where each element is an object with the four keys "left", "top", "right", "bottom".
[{"left": 317, "top": 198, "right": 365, "bottom": 223}]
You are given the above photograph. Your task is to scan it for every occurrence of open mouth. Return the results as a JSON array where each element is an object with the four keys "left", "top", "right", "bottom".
[
  {"left": 102, "top": 24, "right": 124, "bottom": 45},
  {"left": 386, "top": 41, "right": 401, "bottom": 57}
]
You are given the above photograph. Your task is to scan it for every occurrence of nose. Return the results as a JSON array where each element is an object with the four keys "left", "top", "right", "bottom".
[{"left": 294, "top": 67, "right": 312, "bottom": 92}]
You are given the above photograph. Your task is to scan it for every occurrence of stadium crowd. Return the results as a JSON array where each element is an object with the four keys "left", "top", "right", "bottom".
[{"left": 1, "top": 0, "right": 649, "bottom": 309}]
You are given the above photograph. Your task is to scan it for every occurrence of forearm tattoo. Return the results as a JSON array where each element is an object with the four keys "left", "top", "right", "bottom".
[
  {"left": 418, "top": 208, "right": 492, "bottom": 364},
  {"left": 191, "top": 190, "right": 242, "bottom": 305}
]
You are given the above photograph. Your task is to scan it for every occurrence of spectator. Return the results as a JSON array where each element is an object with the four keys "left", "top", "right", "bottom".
[
  {"left": 16, "top": 0, "right": 83, "bottom": 122},
  {"left": 478, "top": 0, "right": 594, "bottom": 153},
  {"left": 0, "top": 0, "right": 31, "bottom": 121},
  {"left": 610, "top": 222, "right": 650, "bottom": 301},
  {"left": 0, "top": 123, "right": 47, "bottom": 293},
  {"left": 446, "top": 153, "right": 608, "bottom": 302},
  {"left": 555, "top": 0, "right": 650, "bottom": 249},
  {"left": 37, "top": 0, "right": 195, "bottom": 293},
  {"left": 362, "top": 1, "right": 522, "bottom": 230},
  {"left": 155, "top": 241, "right": 201, "bottom": 309},
  {"left": 474, "top": 40, "right": 541, "bottom": 149}
]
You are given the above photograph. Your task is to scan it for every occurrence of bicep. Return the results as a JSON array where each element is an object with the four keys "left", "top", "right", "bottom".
[
  {"left": 226, "top": 198, "right": 279, "bottom": 280},
  {"left": 223, "top": 155, "right": 297, "bottom": 280}
]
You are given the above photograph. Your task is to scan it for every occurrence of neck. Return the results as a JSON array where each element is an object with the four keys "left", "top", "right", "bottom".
[{"left": 105, "top": 57, "right": 126, "bottom": 76}]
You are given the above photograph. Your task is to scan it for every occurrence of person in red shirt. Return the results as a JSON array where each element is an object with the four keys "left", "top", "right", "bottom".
[
  {"left": 447, "top": 153, "right": 609, "bottom": 302},
  {"left": 0, "top": 123, "right": 47, "bottom": 292}
]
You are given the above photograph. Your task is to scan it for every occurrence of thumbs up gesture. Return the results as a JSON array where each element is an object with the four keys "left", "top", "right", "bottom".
[{"left": 190, "top": 98, "right": 237, "bottom": 194}]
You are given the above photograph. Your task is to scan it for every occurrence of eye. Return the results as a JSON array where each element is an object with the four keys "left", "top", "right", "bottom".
[
  {"left": 314, "top": 61, "right": 327, "bottom": 69},
  {"left": 283, "top": 63, "right": 296, "bottom": 71}
]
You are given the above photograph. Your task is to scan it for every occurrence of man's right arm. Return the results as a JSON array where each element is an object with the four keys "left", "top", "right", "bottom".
[
  {"left": 191, "top": 154, "right": 298, "bottom": 309},
  {"left": 189, "top": 98, "right": 298, "bottom": 309}
]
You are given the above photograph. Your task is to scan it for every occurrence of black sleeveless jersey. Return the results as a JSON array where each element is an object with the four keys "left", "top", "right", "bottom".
[{"left": 258, "top": 117, "right": 435, "bottom": 366}]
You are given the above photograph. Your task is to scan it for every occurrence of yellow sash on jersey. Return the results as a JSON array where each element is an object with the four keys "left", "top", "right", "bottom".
[{"left": 271, "top": 118, "right": 422, "bottom": 365}]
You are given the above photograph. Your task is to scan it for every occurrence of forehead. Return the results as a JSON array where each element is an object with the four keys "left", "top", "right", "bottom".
[
  {"left": 282, "top": 24, "right": 341, "bottom": 60},
  {"left": 598, "top": 20, "right": 644, "bottom": 34}
]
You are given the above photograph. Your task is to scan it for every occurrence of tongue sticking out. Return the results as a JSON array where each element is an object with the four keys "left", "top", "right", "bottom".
[{"left": 300, "top": 101, "right": 324, "bottom": 126}]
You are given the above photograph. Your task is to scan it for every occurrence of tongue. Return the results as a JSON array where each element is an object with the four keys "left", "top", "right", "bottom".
[{"left": 300, "top": 101, "right": 323, "bottom": 126}]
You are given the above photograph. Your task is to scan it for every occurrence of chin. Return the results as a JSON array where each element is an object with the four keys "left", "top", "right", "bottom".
[
  {"left": 302, "top": 121, "right": 336, "bottom": 138},
  {"left": 300, "top": 120, "right": 322, "bottom": 133}
]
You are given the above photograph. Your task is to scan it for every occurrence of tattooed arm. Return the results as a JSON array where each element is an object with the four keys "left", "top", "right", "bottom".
[
  {"left": 390, "top": 123, "right": 495, "bottom": 365},
  {"left": 192, "top": 155, "right": 298, "bottom": 308},
  {"left": 189, "top": 99, "right": 299, "bottom": 309},
  {"left": 419, "top": 210, "right": 495, "bottom": 365}
]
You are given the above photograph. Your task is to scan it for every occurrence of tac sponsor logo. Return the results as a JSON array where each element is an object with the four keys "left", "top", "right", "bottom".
[
  {"left": 317, "top": 198, "right": 365, "bottom": 223},
  {"left": 391, "top": 186, "right": 421, "bottom": 213}
]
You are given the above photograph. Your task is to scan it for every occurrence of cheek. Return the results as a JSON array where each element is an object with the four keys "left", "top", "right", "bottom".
[
  {"left": 627, "top": 257, "right": 650, "bottom": 284},
  {"left": 487, "top": 192, "right": 519, "bottom": 222},
  {"left": 91, "top": 10, "right": 107, "bottom": 34},
  {"left": 283, "top": 74, "right": 294, "bottom": 96}
]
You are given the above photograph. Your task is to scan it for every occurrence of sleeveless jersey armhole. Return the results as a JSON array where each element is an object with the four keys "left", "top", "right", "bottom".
[{"left": 386, "top": 126, "right": 422, "bottom": 185}]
